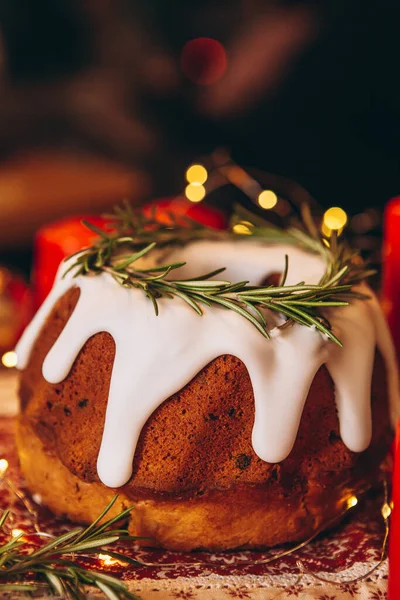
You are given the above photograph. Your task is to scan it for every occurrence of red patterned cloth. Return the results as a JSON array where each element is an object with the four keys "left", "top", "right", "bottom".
[{"left": 0, "top": 416, "right": 388, "bottom": 599}]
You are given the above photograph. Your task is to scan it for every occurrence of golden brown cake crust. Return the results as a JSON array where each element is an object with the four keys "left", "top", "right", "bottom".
[
  {"left": 17, "top": 415, "right": 374, "bottom": 551},
  {"left": 17, "top": 287, "right": 393, "bottom": 550}
]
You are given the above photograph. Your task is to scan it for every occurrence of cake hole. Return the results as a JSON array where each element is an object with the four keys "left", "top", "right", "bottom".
[
  {"left": 228, "top": 408, "right": 235, "bottom": 417},
  {"left": 46, "top": 401, "right": 53, "bottom": 410},
  {"left": 236, "top": 454, "right": 252, "bottom": 470},
  {"left": 78, "top": 398, "right": 88, "bottom": 408},
  {"left": 270, "top": 466, "right": 279, "bottom": 482},
  {"left": 207, "top": 413, "right": 218, "bottom": 421},
  {"left": 64, "top": 407, "right": 71, "bottom": 416},
  {"left": 329, "top": 430, "right": 341, "bottom": 444}
]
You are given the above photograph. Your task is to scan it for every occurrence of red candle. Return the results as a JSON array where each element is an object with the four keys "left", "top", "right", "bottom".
[
  {"left": 383, "top": 197, "right": 400, "bottom": 598},
  {"left": 382, "top": 197, "right": 400, "bottom": 360},
  {"left": 33, "top": 215, "right": 106, "bottom": 309},
  {"left": 389, "top": 420, "right": 400, "bottom": 599}
]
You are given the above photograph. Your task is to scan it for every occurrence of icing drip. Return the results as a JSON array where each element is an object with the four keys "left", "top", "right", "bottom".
[{"left": 16, "top": 241, "right": 400, "bottom": 488}]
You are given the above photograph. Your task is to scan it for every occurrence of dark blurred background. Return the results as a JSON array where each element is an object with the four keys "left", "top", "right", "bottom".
[{"left": 0, "top": 0, "right": 399, "bottom": 256}]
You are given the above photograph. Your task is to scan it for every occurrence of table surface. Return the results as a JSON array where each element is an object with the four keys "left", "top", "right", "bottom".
[{"left": 0, "top": 370, "right": 389, "bottom": 600}]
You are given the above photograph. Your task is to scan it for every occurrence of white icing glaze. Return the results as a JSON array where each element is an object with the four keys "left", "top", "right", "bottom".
[{"left": 16, "top": 240, "right": 400, "bottom": 488}]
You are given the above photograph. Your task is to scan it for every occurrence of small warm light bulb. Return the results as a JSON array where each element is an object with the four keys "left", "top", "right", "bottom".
[
  {"left": 382, "top": 502, "right": 392, "bottom": 520},
  {"left": 233, "top": 223, "right": 252, "bottom": 235},
  {"left": 11, "top": 528, "right": 25, "bottom": 539},
  {"left": 258, "top": 190, "right": 278, "bottom": 210},
  {"left": 186, "top": 164, "right": 208, "bottom": 185},
  {"left": 321, "top": 221, "right": 332, "bottom": 238},
  {"left": 323, "top": 207, "right": 348, "bottom": 231},
  {"left": 0, "top": 459, "right": 9, "bottom": 476},
  {"left": 347, "top": 495, "right": 358, "bottom": 509},
  {"left": 99, "top": 553, "right": 119, "bottom": 566},
  {"left": 185, "top": 183, "right": 206, "bottom": 203},
  {"left": 1, "top": 351, "right": 17, "bottom": 368}
]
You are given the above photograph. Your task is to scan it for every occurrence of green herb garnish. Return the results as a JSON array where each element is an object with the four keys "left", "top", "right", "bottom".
[{"left": 64, "top": 201, "right": 374, "bottom": 346}]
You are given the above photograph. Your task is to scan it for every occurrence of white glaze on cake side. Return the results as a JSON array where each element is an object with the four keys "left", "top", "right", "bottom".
[{"left": 16, "top": 241, "right": 400, "bottom": 488}]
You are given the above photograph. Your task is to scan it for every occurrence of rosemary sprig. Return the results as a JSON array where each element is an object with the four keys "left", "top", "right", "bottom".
[
  {"left": 100, "top": 201, "right": 224, "bottom": 249},
  {"left": 0, "top": 496, "right": 140, "bottom": 599},
  {"left": 63, "top": 202, "right": 374, "bottom": 346}
]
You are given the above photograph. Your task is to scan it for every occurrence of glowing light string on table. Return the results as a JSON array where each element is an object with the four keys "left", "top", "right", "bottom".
[{"left": 0, "top": 457, "right": 391, "bottom": 586}]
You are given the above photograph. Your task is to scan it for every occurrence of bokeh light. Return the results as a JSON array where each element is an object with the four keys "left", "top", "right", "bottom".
[
  {"left": 185, "top": 183, "right": 206, "bottom": 203},
  {"left": 181, "top": 38, "right": 227, "bottom": 85},
  {"left": 0, "top": 459, "right": 9, "bottom": 476},
  {"left": 233, "top": 223, "right": 252, "bottom": 235},
  {"left": 99, "top": 553, "right": 120, "bottom": 566},
  {"left": 11, "top": 529, "right": 25, "bottom": 538},
  {"left": 258, "top": 190, "right": 278, "bottom": 210},
  {"left": 186, "top": 164, "right": 208, "bottom": 185},
  {"left": 382, "top": 502, "right": 392, "bottom": 519},
  {"left": 1, "top": 350, "right": 17, "bottom": 368},
  {"left": 323, "top": 207, "right": 348, "bottom": 231},
  {"left": 347, "top": 495, "right": 358, "bottom": 509},
  {"left": 321, "top": 221, "right": 333, "bottom": 238}
]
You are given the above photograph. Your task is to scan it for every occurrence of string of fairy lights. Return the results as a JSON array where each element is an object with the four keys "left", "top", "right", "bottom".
[{"left": 184, "top": 160, "right": 348, "bottom": 237}]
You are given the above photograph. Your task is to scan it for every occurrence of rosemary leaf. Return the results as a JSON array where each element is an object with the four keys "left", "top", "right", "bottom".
[
  {"left": 45, "top": 571, "right": 65, "bottom": 596},
  {"left": 74, "top": 495, "right": 119, "bottom": 544},
  {"left": 210, "top": 296, "right": 270, "bottom": 338},
  {"left": 61, "top": 535, "right": 120, "bottom": 553},
  {"left": 114, "top": 242, "right": 157, "bottom": 270},
  {"left": 166, "top": 289, "right": 203, "bottom": 315},
  {"left": 81, "top": 220, "right": 110, "bottom": 239},
  {"left": 96, "top": 581, "right": 121, "bottom": 600},
  {"left": 0, "top": 584, "right": 39, "bottom": 592},
  {"left": 281, "top": 254, "right": 289, "bottom": 286},
  {"left": 0, "top": 510, "right": 10, "bottom": 528}
]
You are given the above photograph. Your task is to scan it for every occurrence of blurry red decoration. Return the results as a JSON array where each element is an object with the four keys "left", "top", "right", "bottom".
[
  {"left": 383, "top": 197, "right": 400, "bottom": 598},
  {"left": 389, "top": 421, "right": 400, "bottom": 599},
  {"left": 181, "top": 38, "right": 227, "bottom": 85},
  {"left": 33, "top": 198, "right": 227, "bottom": 308},
  {"left": 0, "top": 268, "right": 32, "bottom": 353},
  {"left": 382, "top": 197, "right": 400, "bottom": 360}
]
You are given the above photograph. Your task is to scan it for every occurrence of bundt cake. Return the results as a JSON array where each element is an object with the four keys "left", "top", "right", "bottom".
[{"left": 15, "top": 236, "right": 399, "bottom": 551}]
